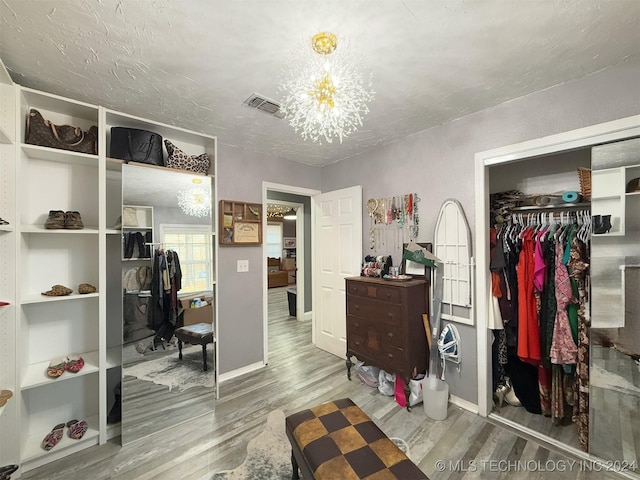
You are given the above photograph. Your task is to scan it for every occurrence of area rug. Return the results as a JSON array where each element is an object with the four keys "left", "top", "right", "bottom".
[
  {"left": 209, "top": 410, "right": 412, "bottom": 480},
  {"left": 122, "top": 344, "right": 214, "bottom": 393},
  {"left": 211, "top": 409, "right": 291, "bottom": 480}
]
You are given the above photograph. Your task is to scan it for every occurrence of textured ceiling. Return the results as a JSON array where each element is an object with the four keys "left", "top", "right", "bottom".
[{"left": 1, "top": 0, "right": 639, "bottom": 166}]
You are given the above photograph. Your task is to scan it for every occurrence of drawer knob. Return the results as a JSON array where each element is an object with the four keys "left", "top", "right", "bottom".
[
  {"left": 354, "top": 322, "right": 360, "bottom": 328},
  {"left": 387, "top": 332, "right": 393, "bottom": 338},
  {"left": 387, "top": 353, "right": 393, "bottom": 359},
  {"left": 386, "top": 293, "right": 391, "bottom": 298},
  {"left": 354, "top": 305, "right": 359, "bottom": 310},
  {"left": 387, "top": 313, "right": 393, "bottom": 319},
  {"left": 355, "top": 341, "right": 361, "bottom": 346}
]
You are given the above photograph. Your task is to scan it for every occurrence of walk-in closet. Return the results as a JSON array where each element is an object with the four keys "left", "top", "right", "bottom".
[{"left": 479, "top": 133, "right": 640, "bottom": 471}]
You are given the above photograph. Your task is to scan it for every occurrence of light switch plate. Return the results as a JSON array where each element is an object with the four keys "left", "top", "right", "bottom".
[{"left": 237, "top": 259, "right": 249, "bottom": 272}]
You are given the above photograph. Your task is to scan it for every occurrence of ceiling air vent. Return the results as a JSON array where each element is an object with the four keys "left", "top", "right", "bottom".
[{"left": 242, "top": 93, "right": 285, "bottom": 119}]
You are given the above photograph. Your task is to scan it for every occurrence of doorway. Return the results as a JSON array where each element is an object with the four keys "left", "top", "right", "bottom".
[
  {"left": 475, "top": 115, "right": 640, "bottom": 459},
  {"left": 262, "top": 182, "right": 320, "bottom": 366}
]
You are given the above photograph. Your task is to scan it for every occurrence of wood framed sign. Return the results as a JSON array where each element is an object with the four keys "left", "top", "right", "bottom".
[
  {"left": 233, "top": 221, "right": 261, "bottom": 244},
  {"left": 219, "top": 200, "right": 263, "bottom": 245}
]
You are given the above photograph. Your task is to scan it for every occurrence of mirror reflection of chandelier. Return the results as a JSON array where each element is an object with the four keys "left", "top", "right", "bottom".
[
  {"left": 267, "top": 204, "right": 292, "bottom": 218},
  {"left": 279, "top": 31, "right": 375, "bottom": 144},
  {"left": 177, "top": 178, "right": 211, "bottom": 217}
]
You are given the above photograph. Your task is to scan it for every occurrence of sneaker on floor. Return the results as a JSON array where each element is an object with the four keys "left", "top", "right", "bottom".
[
  {"left": 44, "top": 210, "right": 65, "bottom": 229},
  {"left": 64, "top": 211, "right": 84, "bottom": 229}
]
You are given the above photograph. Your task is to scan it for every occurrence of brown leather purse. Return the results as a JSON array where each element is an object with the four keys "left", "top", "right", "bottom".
[{"left": 25, "top": 109, "right": 98, "bottom": 155}]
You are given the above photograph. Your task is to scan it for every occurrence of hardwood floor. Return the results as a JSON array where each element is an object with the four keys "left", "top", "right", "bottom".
[{"left": 21, "top": 287, "right": 630, "bottom": 480}]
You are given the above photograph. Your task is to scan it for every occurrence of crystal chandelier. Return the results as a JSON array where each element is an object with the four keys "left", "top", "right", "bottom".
[
  {"left": 267, "top": 204, "right": 292, "bottom": 218},
  {"left": 177, "top": 179, "right": 211, "bottom": 217},
  {"left": 279, "top": 32, "right": 374, "bottom": 144}
]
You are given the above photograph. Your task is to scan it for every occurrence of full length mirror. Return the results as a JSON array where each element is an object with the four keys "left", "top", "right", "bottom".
[
  {"left": 589, "top": 138, "right": 640, "bottom": 465},
  {"left": 120, "top": 164, "right": 216, "bottom": 445}
]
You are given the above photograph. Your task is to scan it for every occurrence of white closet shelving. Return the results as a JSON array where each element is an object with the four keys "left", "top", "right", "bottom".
[
  {"left": 15, "top": 86, "right": 101, "bottom": 472},
  {"left": 0, "top": 58, "right": 218, "bottom": 474},
  {"left": 0, "top": 57, "right": 18, "bottom": 472}
]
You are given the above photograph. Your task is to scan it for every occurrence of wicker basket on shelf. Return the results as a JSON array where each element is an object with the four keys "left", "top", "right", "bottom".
[{"left": 577, "top": 167, "right": 591, "bottom": 200}]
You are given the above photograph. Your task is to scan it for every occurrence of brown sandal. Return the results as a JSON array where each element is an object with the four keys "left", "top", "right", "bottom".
[
  {"left": 78, "top": 283, "right": 96, "bottom": 294},
  {"left": 41, "top": 284, "right": 73, "bottom": 296}
]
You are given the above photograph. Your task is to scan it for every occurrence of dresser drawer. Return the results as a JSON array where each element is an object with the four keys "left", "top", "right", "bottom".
[
  {"left": 347, "top": 282, "right": 402, "bottom": 304},
  {"left": 347, "top": 316, "right": 404, "bottom": 348},
  {"left": 347, "top": 330, "right": 405, "bottom": 371},
  {"left": 347, "top": 298, "right": 403, "bottom": 324}
]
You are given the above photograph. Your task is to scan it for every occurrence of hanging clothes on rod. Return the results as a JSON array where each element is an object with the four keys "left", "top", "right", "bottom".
[
  {"left": 489, "top": 205, "right": 591, "bottom": 451},
  {"left": 148, "top": 247, "right": 182, "bottom": 348}
]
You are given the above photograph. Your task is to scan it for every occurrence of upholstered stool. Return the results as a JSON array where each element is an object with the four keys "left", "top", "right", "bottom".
[
  {"left": 285, "top": 398, "right": 428, "bottom": 480},
  {"left": 174, "top": 323, "right": 214, "bottom": 371}
]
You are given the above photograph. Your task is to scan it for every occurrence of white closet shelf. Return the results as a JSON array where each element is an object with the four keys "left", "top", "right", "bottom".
[
  {"left": 21, "top": 351, "right": 99, "bottom": 390},
  {"left": 20, "top": 225, "right": 99, "bottom": 234},
  {"left": 106, "top": 228, "right": 121, "bottom": 235},
  {"left": 0, "top": 225, "right": 14, "bottom": 232},
  {"left": 20, "top": 144, "right": 98, "bottom": 166},
  {"left": 20, "top": 292, "right": 99, "bottom": 305},
  {"left": 21, "top": 414, "right": 99, "bottom": 464}
]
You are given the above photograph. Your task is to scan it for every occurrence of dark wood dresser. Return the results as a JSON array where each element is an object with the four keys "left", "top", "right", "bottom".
[{"left": 345, "top": 276, "right": 430, "bottom": 411}]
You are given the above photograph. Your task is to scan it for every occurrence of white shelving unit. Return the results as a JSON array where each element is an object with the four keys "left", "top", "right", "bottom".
[
  {"left": 121, "top": 204, "right": 153, "bottom": 260},
  {"left": 15, "top": 85, "right": 101, "bottom": 473},
  {"left": 0, "top": 58, "right": 218, "bottom": 474},
  {"left": 0, "top": 57, "right": 18, "bottom": 472},
  {"left": 591, "top": 167, "right": 625, "bottom": 236}
]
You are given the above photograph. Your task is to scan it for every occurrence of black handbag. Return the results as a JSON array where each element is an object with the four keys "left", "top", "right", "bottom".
[{"left": 110, "top": 127, "right": 164, "bottom": 166}]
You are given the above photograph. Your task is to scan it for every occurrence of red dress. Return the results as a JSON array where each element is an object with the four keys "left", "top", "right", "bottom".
[{"left": 517, "top": 228, "right": 541, "bottom": 364}]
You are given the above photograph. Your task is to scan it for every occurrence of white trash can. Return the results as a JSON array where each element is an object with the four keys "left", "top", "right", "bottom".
[{"left": 422, "top": 375, "right": 449, "bottom": 421}]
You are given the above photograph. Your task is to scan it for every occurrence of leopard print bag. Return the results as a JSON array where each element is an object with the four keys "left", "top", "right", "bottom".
[{"left": 164, "top": 139, "right": 210, "bottom": 174}]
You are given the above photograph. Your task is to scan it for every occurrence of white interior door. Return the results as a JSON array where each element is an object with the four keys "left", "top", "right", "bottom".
[{"left": 313, "top": 186, "right": 362, "bottom": 358}]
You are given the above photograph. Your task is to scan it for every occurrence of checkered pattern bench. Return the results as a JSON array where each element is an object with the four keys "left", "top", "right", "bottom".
[{"left": 285, "top": 398, "right": 428, "bottom": 479}]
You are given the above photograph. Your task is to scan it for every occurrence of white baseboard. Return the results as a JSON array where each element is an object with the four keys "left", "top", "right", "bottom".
[
  {"left": 450, "top": 394, "right": 479, "bottom": 414},
  {"left": 219, "top": 361, "right": 265, "bottom": 383},
  {"left": 302, "top": 311, "right": 312, "bottom": 321}
]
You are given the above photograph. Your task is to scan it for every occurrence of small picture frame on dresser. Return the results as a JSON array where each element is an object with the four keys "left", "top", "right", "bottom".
[{"left": 401, "top": 242, "right": 433, "bottom": 278}]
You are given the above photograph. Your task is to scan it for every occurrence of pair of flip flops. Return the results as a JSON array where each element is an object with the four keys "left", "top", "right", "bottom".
[
  {"left": 41, "top": 419, "right": 88, "bottom": 451},
  {"left": 0, "top": 218, "right": 9, "bottom": 226},
  {"left": 46, "top": 355, "right": 84, "bottom": 378}
]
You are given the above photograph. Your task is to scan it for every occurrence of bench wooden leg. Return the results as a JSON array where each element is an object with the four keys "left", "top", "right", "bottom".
[
  {"left": 291, "top": 450, "right": 299, "bottom": 480},
  {"left": 202, "top": 344, "right": 208, "bottom": 371},
  {"left": 178, "top": 339, "right": 183, "bottom": 360}
]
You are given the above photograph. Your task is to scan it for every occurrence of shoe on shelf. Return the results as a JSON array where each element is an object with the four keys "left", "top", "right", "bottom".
[
  {"left": 112, "top": 216, "right": 122, "bottom": 230},
  {"left": 66, "top": 419, "right": 88, "bottom": 440},
  {"left": 41, "top": 284, "right": 73, "bottom": 296},
  {"left": 64, "top": 211, "right": 84, "bottom": 229},
  {"left": 41, "top": 423, "right": 65, "bottom": 451},
  {"left": 46, "top": 358, "right": 67, "bottom": 378},
  {"left": 0, "top": 465, "right": 18, "bottom": 477},
  {"left": 44, "top": 210, "right": 65, "bottom": 229},
  {"left": 0, "top": 390, "right": 12, "bottom": 407},
  {"left": 78, "top": 283, "right": 96, "bottom": 294},
  {"left": 65, "top": 355, "right": 84, "bottom": 374}
]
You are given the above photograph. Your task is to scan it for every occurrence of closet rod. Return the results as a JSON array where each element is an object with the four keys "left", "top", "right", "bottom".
[{"left": 510, "top": 202, "right": 590, "bottom": 212}]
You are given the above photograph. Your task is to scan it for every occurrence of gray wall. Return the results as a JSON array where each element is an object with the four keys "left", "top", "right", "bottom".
[
  {"left": 320, "top": 58, "right": 640, "bottom": 404},
  {"left": 267, "top": 191, "right": 312, "bottom": 312},
  {"left": 217, "top": 144, "right": 321, "bottom": 374}
]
